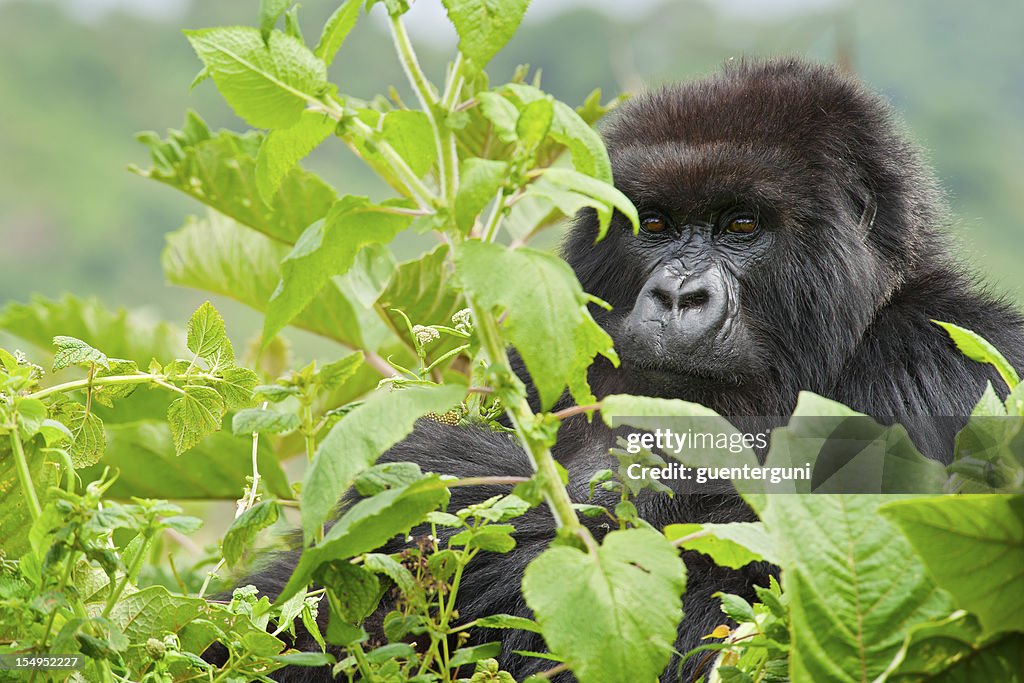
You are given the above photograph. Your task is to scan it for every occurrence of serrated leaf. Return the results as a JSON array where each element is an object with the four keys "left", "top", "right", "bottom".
[
  {"left": 256, "top": 110, "right": 336, "bottom": 205},
  {"left": 232, "top": 407, "right": 300, "bottom": 435},
  {"left": 92, "top": 359, "right": 140, "bottom": 407},
  {"left": 934, "top": 320, "right": 1020, "bottom": 389},
  {"left": 223, "top": 500, "right": 281, "bottom": 565},
  {"left": 264, "top": 196, "right": 413, "bottom": 341},
  {"left": 315, "top": 0, "right": 361, "bottom": 66},
  {"left": 167, "top": 385, "right": 225, "bottom": 455},
  {"left": 210, "top": 366, "right": 259, "bottom": 409},
  {"left": 475, "top": 614, "right": 542, "bottom": 633},
  {"left": 135, "top": 115, "right": 337, "bottom": 244},
  {"left": 757, "top": 495, "right": 953, "bottom": 682},
  {"left": 456, "top": 242, "right": 614, "bottom": 410},
  {"left": 516, "top": 97, "right": 554, "bottom": 150},
  {"left": 441, "top": 0, "right": 529, "bottom": 67},
  {"left": 664, "top": 522, "right": 777, "bottom": 569},
  {"left": 162, "top": 212, "right": 388, "bottom": 351},
  {"left": 375, "top": 245, "right": 462, "bottom": 338},
  {"left": 52, "top": 335, "right": 109, "bottom": 371},
  {"left": 319, "top": 352, "right": 364, "bottom": 390},
  {"left": 476, "top": 91, "right": 518, "bottom": 143},
  {"left": 316, "top": 560, "right": 381, "bottom": 623},
  {"left": 454, "top": 158, "right": 508, "bottom": 233},
  {"left": 259, "top": 0, "right": 292, "bottom": 41},
  {"left": 186, "top": 301, "right": 231, "bottom": 360},
  {"left": 185, "top": 27, "right": 327, "bottom": 129},
  {"left": 52, "top": 402, "right": 106, "bottom": 467},
  {"left": 539, "top": 167, "right": 638, "bottom": 239},
  {"left": 522, "top": 528, "right": 685, "bottom": 682},
  {"left": 880, "top": 495, "right": 1024, "bottom": 636},
  {"left": 278, "top": 476, "right": 450, "bottom": 604},
  {"left": 301, "top": 382, "right": 466, "bottom": 543}
]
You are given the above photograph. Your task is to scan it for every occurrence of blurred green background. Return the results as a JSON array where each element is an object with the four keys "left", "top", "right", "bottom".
[{"left": 1, "top": 0, "right": 1022, "bottom": 339}]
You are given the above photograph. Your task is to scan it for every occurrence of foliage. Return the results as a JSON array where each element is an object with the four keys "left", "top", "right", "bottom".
[{"left": 1, "top": 3, "right": 1022, "bottom": 683}]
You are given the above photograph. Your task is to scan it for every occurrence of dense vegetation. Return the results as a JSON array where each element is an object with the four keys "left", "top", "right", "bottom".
[{"left": 1, "top": 2, "right": 1022, "bottom": 682}]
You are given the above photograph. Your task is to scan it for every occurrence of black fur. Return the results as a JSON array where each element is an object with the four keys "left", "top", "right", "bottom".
[{"left": 238, "top": 59, "right": 1024, "bottom": 681}]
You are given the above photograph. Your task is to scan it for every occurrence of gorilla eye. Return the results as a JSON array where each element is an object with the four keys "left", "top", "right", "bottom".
[
  {"left": 641, "top": 215, "right": 668, "bottom": 234},
  {"left": 724, "top": 216, "right": 758, "bottom": 234}
]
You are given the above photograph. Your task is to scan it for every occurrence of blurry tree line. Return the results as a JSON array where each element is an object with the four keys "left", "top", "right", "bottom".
[{"left": 1, "top": 0, "right": 1021, "bottom": 326}]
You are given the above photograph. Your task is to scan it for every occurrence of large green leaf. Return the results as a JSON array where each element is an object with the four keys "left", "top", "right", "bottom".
[
  {"left": 522, "top": 529, "right": 686, "bottom": 682},
  {"left": 880, "top": 494, "right": 1024, "bottom": 636},
  {"left": 79, "top": 421, "right": 291, "bottom": 499},
  {"left": 301, "top": 382, "right": 466, "bottom": 544},
  {"left": 755, "top": 495, "right": 953, "bottom": 682},
  {"left": 264, "top": 196, "right": 413, "bottom": 341},
  {"left": 0, "top": 443, "right": 60, "bottom": 557},
  {"left": 934, "top": 320, "right": 1020, "bottom": 389},
  {"left": 135, "top": 114, "right": 336, "bottom": 244},
  {"left": 185, "top": 27, "right": 327, "bottom": 129},
  {"left": 441, "top": 0, "right": 529, "bottom": 68},
  {"left": 0, "top": 295, "right": 183, "bottom": 364},
  {"left": 162, "top": 211, "right": 390, "bottom": 350},
  {"left": 765, "top": 392, "right": 948, "bottom": 494},
  {"left": 455, "top": 241, "right": 615, "bottom": 410},
  {"left": 375, "top": 245, "right": 462, "bottom": 333},
  {"left": 278, "top": 476, "right": 451, "bottom": 604},
  {"left": 256, "top": 110, "right": 336, "bottom": 205}
]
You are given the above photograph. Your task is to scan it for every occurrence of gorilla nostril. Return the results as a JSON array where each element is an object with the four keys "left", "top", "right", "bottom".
[
  {"left": 679, "top": 290, "right": 709, "bottom": 310},
  {"left": 651, "top": 288, "right": 675, "bottom": 311}
]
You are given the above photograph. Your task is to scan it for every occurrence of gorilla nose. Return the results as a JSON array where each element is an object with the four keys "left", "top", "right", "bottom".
[{"left": 630, "top": 265, "right": 731, "bottom": 346}]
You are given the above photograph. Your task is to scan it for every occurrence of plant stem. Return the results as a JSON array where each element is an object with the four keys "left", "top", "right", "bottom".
[
  {"left": 466, "top": 294, "right": 584, "bottom": 536},
  {"left": 9, "top": 429, "right": 41, "bottom": 520},
  {"left": 480, "top": 188, "right": 507, "bottom": 242}
]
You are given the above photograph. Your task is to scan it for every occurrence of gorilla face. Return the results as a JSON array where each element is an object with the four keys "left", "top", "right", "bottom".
[{"left": 563, "top": 59, "right": 944, "bottom": 414}]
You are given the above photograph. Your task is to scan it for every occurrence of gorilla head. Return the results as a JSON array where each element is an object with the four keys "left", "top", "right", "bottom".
[{"left": 564, "top": 59, "right": 954, "bottom": 418}]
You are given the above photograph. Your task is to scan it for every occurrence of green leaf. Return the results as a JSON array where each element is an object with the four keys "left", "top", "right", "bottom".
[
  {"left": 52, "top": 401, "right": 106, "bottom": 467},
  {"left": 92, "top": 359, "right": 141, "bottom": 407},
  {"left": 135, "top": 115, "right": 337, "bottom": 244},
  {"left": 210, "top": 366, "right": 259, "bottom": 409},
  {"left": 52, "top": 335, "right": 109, "bottom": 372},
  {"left": 301, "top": 382, "right": 466, "bottom": 543},
  {"left": 256, "top": 110, "right": 336, "bottom": 205},
  {"left": 319, "top": 352, "right": 365, "bottom": 391},
  {"left": 477, "top": 91, "right": 518, "bottom": 143},
  {"left": 0, "top": 446, "right": 60, "bottom": 556},
  {"left": 539, "top": 167, "right": 638, "bottom": 239},
  {"left": 522, "top": 528, "right": 685, "bottom": 683},
  {"left": 185, "top": 27, "right": 328, "bottom": 129},
  {"left": 449, "top": 642, "right": 502, "bottom": 668},
  {"left": 884, "top": 614, "right": 1024, "bottom": 682},
  {"left": 167, "top": 385, "right": 225, "bottom": 455},
  {"left": 664, "top": 522, "right": 777, "bottom": 569},
  {"left": 264, "top": 196, "right": 413, "bottom": 341},
  {"left": 223, "top": 500, "right": 281, "bottom": 565},
  {"left": 271, "top": 652, "right": 337, "bottom": 667},
  {"left": 278, "top": 476, "right": 450, "bottom": 604},
  {"left": 259, "top": 0, "right": 292, "bottom": 41},
  {"left": 316, "top": 560, "right": 381, "bottom": 622},
  {"left": 757, "top": 495, "right": 953, "bottom": 682},
  {"left": 715, "top": 592, "right": 756, "bottom": 623},
  {"left": 186, "top": 301, "right": 231, "bottom": 361},
  {"left": 456, "top": 241, "right": 615, "bottom": 410},
  {"left": 441, "top": 0, "right": 528, "bottom": 67},
  {"left": 106, "top": 585, "right": 206, "bottom": 645},
  {"left": 880, "top": 495, "right": 1024, "bottom": 636},
  {"left": 516, "top": 97, "right": 554, "bottom": 151},
  {"left": 162, "top": 212, "right": 388, "bottom": 351},
  {"left": 315, "top": 0, "right": 361, "bottom": 66},
  {"left": 600, "top": 394, "right": 760, "bottom": 475},
  {"left": 375, "top": 246, "right": 462, "bottom": 341},
  {"left": 79, "top": 421, "right": 291, "bottom": 499},
  {"left": 475, "top": 614, "right": 542, "bottom": 634},
  {"left": 232, "top": 408, "right": 301, "bottom": 435},
  {"left": 934, "top": 320, "right": 1020, "bottom": 389},
  {"left": 764, "top": 392, "right": 948, "bottom": 494},
  {"left": 454, "top": 158, "right": 508, "bottom": 233}
]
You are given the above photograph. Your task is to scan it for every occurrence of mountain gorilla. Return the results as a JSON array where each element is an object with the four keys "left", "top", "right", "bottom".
[{"left": 251, "top": 59, "right": 1024, "bottom": 681}]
